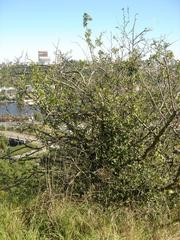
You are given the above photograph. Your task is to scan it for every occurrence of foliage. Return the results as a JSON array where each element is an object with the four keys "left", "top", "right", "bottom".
[
  {"left": 0, "top": 10, "right": 179, "bottom": 239},
  {"left": 16, "top": 12, "right": 180, "bottom": 206},
  {"left": 0, "top": 203, "right": 41, "bottom": 240},
  {"left": 0, "top": 158, "right": 45, "bottom": 204},
  {"left": 0, "top": 135, "right": 8, "bottom": 153},
  {"left": 0, "top": 63, "right": 26, "bottom": 87}
]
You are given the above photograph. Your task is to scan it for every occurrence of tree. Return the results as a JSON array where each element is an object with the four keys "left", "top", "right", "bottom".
[{"left": 17, "top": 12, "right": 180, "bottom": 205}]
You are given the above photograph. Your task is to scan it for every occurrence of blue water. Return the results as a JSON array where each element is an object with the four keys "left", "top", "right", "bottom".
[{"left": 0, "top": 102, "right": 36, "bottom": 116}]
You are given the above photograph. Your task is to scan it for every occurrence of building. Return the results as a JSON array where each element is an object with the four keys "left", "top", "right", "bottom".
[
  {"left": 0, "top": 87, "right": 17, "bottom": 98},
  {"left": 38, "top": 51, "right": 50, "bottom": 65}
]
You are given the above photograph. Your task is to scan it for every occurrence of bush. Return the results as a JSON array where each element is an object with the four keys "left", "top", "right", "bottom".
[
  {"left": 17, "top": 12, "right": 180, "bottom": 206},
  {"left": 0, "top": 135, "right": 8, "bottom": 152},
  {"left": 0, "top": 159, "right": 46, "bottom": 204}
]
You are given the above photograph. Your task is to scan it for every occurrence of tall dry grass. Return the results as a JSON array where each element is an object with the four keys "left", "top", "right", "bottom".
[{"left": 0, "top": 194, "right": 179, "bottom": 240}]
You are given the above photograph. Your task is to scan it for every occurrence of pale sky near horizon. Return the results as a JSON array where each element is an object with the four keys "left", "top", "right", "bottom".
[{"left": 0, "top": 0, "right": 180, "bottom": 63}]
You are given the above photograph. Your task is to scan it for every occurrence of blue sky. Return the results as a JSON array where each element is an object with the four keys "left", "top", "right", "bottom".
[{"left": 0, "top": 0, "right": 180, "bottom": 62}]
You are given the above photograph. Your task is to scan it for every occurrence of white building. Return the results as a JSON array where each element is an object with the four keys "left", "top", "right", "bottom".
[{"left": 0, "top": 87, "right": 17, "bottom": 97}]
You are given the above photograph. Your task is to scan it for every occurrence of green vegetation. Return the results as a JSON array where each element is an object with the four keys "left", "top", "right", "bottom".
[
  {"left": 0, "top": 153, "right": 179, "bottom": 239},
  {"left": 0, "top": 94, "right": 10, "bottom": 101},
  {"left": 0, "top": 63, "right": 26, "bottom": 87},
  {"left": 7, "top": 143, "right": 37, "bottom": 156},
  {"left": 0, "top": 197, "right": 179, "bottom": 240},
  {"left": 18, "top": 12, "right": 180, "bottom": 204},
  {"left": 0, "top": 11, "right": 179, "bottom": 239},
  {"left": 0, "top": 135, "right": 8, "bottom": 153}
]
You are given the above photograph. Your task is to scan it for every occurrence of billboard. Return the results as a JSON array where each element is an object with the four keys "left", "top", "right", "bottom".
[
  {"left": 38, "top": 51, "right": 48, "bottom": 58},
  {"left": 38, "top": 51, "right": 50, "bottom": 64}
]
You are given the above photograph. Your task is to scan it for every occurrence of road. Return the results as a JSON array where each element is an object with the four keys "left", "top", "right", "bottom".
[
  {"left": 0, "top": 130, "right": 37, "bottom": 142},
  {"left": 0, "top": 130, "right": 47, "bottom": 160}
]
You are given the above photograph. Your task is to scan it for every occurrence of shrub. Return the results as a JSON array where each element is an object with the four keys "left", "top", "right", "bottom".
[{"left": 17, "top": 12, "right": 180, "bottom": 205}]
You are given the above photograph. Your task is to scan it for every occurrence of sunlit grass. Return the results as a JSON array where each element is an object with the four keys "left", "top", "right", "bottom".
[
  {"left": 8, "top": 143, "right": 38, "bottom": 156},
  {"left": 0, "top": 196, "right": 179, "bottom": 240}
]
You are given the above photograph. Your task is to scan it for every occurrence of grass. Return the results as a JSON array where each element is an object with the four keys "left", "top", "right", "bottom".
[
  {"left": 8, "top": 144, "right": 32, "bottom": 156},
  {"left": 7, "top": 143, "right": 38, "bottom": 156},
  {"left": 0, "top": 138, "right": 179, "bottom": 239},
  {"left": 0, "top": 204, "right": 41, "bottom": 240},
  {"left": 0, "top": 195, "right": 179, "bottom": 240}
]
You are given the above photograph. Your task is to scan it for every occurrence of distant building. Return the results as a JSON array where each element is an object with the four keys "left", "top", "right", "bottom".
[
  {"left": 38, "top": 51, "right": 50, "bottom": 65},
  {"left": 0, "top": 87, "right": 17, "bottom": 99}
]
